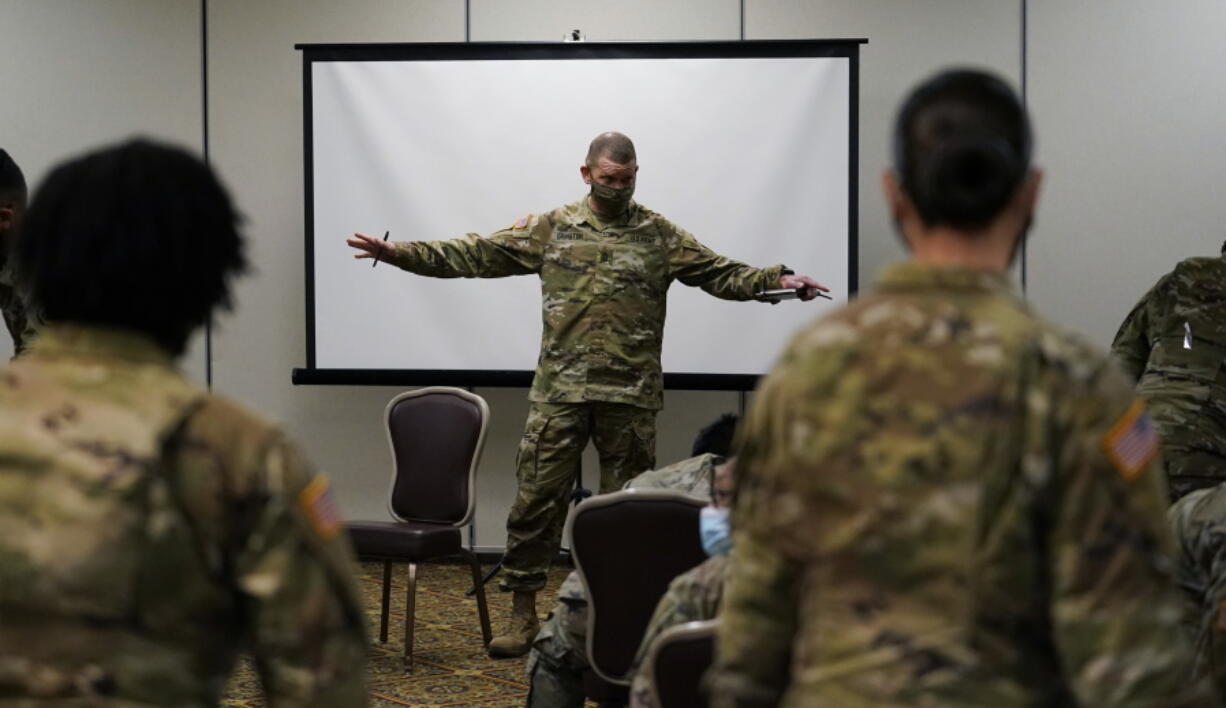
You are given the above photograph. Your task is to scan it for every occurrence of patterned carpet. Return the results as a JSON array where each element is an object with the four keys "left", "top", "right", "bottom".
[{"left": 221, "top": 560, "right": 572, "bottom": 707}]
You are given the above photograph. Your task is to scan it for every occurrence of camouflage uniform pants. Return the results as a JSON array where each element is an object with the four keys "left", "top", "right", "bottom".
[
  {"left": 526, "top": 570, "right": 589, "bottom": 708},
  {"left": 501, "top": 401, "right": 656, "bottom": 592}
]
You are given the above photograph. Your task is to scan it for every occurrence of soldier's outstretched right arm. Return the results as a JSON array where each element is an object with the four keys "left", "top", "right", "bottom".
[
  {"left": 1047, "top": 363, "right": 1214, "bottom": 705},
  {"left": 237, "top": 437, "right": 370, "bottom": 707},
  {"left": 348, "top": 213, "right": 547, "bottom": 279}
]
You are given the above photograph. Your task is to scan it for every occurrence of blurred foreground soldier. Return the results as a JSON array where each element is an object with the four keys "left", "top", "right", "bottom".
[
  {"left": 0, "top": 139, "right": 368, "bottom": 705},
  {"left": 1170, "top": 482, "right": 1226, "bottom": 699},
  {"left": 710, "top": 69, "right": 1211, "bottom": 706},
  {"left": 1112, "top": 242, "right": 1226, "bottom": 500},
  {"left": 0, "top": 148, "right": 37, "bottom": 354},
  {"left": 348, "top": 132, "right": 827, "bottom": 657}
]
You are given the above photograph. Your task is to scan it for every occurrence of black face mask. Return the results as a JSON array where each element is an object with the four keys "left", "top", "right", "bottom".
[{"left": 589, "top": 181, "right": 634, "bottom": 215}]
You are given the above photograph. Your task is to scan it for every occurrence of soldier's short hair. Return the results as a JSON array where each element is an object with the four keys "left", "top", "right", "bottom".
[
  {"left": 0, "top": 149, "right": 26, "bottom": 202},
  {"left": 692, "top": 413, "right": 739, "bottom": 457},
  {"left": 893, "top": 69, "right": 1032, "bottom": 231},
  {"left": 18, "top": 138, "right": 248, "bottom": 355},
  {"left": 585, "top": 132, "right": 636, "bottom": 167}
]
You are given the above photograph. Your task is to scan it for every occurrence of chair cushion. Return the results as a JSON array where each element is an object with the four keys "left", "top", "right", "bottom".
[{"left": 346, "top": 520, "right": 462, "bottom": 560}]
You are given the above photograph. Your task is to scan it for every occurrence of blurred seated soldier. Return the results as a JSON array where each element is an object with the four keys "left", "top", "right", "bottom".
[
  {"left": 1170, "top": 482, "right": 1226, "bottom": 699},
  {"left": 1112, "top": 241, "right": 1226, "bottom": 500},
  {"left": 0, "top": 139, "right": 368, "bottom": 706},
  {"left": 526, "top": 414, "right": 736, "bottom": 708}
]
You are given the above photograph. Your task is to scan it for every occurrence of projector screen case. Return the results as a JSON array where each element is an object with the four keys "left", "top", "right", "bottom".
[{"left": 295, "top": 39, "right": 865, "bottom": 390}]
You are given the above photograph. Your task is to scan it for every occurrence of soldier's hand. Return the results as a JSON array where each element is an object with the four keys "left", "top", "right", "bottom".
[
  {"left": 346, "top": 232, "right": 388, "bottom": 260},
  {"left": 779, "top": 273, "right": 829, "bottom": 301}
]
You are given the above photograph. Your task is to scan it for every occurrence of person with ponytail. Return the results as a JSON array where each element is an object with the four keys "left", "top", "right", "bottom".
[{"left": 709, "top": 69, "right": 1211, "bottom": 706}]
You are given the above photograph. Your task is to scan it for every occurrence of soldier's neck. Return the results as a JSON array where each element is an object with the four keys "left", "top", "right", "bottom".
[{"left": 904, "top": 224, "right": 1021, "bottom": 273}]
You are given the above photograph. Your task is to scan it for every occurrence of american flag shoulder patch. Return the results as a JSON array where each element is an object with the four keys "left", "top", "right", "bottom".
[
  {"left": 298, "top": 475, "right": 342, "bottom": 540},
  {"left": 511, "top": 214, "right": 532, "bottom": 230},
  {"left": 1102, "top": 400, "right": 1159, "bottom": 481}
]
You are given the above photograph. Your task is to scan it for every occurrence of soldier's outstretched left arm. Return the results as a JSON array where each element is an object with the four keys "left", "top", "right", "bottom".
[
  {"left": 666, "top": 225, "right": 789, "bottom": 301},
  {"left": 237, "top": 438, "right": 370, "bottom": 707},
  {"left": 1048, "top": 372, "right": 1214, "bottom": 705}
]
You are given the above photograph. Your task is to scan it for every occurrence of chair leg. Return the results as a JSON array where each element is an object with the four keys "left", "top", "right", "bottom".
[
  {"left": 463, "top": 549, "right": 493, "bottom": 646},
  {"left": 379, "top": 560, "right": 392, "bottom": 644},
  {"left": 404, "top": 562, "right": 418, "bottom": 670}
]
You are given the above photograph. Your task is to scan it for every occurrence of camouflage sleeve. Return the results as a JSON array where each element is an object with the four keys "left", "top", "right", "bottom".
[
  {"left": 1169, "top": 485, "right": 1226, "bottom": 700},
  {"left": 708, "top": 531, "right": 797, "bottom": 708},
  {"left": 1110, "top": 275, "right": 1170, "bottom": 382},
  {"left": 238, "top": 437, "right": 369, "bottom": 707},
  {"left": 665, "top": 223, "right": 783, "bottom": 300},
  {"left": 384, "top": 213, "right": 547, "bottom": 279},
  {"left": 707, "top": 352, "right": 804, "bottom": 708},
  {"left": 1047, "top": 363, "right": 1213, "bottom": 705}
]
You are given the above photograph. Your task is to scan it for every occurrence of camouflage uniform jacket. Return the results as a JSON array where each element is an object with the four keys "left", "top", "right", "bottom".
[
  {"left": 0, "top": 325, "right": 368, "bottom": 706},
  {"left": 1112, "top": 254, "right": 1226, "bottom": 491},
  {"left": 1169, "top": 481, "right": 1226, "bottom": 699},
  {"left": 710, "top": 262, "right": 1212, "bottom": 707},
  {"left": 629, "top": 554, "right": 729, "bottom": 708},
  {"left": 386, "top": 198, "right": 785, "bottom": 410},
  {"left": 623, "top": 452, "right": 723, "bottom": 501}
]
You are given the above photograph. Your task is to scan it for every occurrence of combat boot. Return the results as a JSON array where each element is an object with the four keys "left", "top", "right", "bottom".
[{"left": 488, "top": 590, "right": 539, "bottom": 658}]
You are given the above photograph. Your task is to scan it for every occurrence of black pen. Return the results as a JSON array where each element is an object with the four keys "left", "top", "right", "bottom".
[{"left": 371, "top": 230, "right": 390, "bottom": 268}]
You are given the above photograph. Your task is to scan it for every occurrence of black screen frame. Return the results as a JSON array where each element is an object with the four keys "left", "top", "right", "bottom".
[{"left": 293, "top": 38, "right": 865, "bottom": 389}]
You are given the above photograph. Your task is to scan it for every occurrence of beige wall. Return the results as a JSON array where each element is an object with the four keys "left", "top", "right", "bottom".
[
  {"left": 0, "top": 0, "right": 208, "bottom": 380},
  {"left": 5, "top": 1, "right": 1217, "bottom": 550},
  {"left": 1026, "top": 0, "right": 1226, "bottom": 348}
]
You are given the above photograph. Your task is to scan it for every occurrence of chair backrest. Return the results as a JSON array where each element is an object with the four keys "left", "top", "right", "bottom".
[
  {"left": 648, "top": 619, "right": 717, "bottom": 708},
  {"left": 384, "top": 387, "right": 489, "bottom": 526},
  {"left": 570, "top": 489, "right": 708, "bottom": 684}
]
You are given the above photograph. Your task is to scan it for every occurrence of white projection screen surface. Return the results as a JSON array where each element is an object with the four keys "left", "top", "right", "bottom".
[{"left": 297, "top": 41, "right": 862, "bottom": 388}]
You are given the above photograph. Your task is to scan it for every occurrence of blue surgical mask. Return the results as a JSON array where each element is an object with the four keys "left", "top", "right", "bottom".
[{"left": 699, "top": 506, "right": 732, "bottom": 557}]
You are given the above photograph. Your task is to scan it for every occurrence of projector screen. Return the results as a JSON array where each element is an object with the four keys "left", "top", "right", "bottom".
[{"left": 295, "top": 40, "right": 862, "bottom": 389}]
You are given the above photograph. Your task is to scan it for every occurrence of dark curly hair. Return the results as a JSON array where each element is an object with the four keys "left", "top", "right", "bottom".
[{"left": 18, "top": 138, "right": 248, "bottom": 355}]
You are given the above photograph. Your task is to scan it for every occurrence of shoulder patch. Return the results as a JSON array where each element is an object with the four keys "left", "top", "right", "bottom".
[
  {"left": 1101, "top": 400, "right": 1159, "bottom": 481},
  {"left": 511, "top": 214, "right": 532, "bottom": 230},
  {"left": 298, "top": 475, "right": 342, "bottom": 540}
]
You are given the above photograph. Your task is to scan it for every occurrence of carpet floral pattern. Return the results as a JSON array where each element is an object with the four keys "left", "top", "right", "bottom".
[{"left": 221, "top": 560, "right": 573, "bottom": 707}]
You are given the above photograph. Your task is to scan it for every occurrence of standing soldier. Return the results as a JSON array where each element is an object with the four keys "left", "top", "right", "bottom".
[
  {"left": 0, "top": 139, "right": 369, "bottom": 705},
  {"left": 347, "top": 132, "right": 826, "bottom": 657},
  {"left": 709, "top": 70, "right": 1211, "bottom": 706},
  {"left": 0, "top": 149, "right": 38, "bottom": 354},
  {"left": 1112, "top": 243, "right": 1226, "bottom": 500}
]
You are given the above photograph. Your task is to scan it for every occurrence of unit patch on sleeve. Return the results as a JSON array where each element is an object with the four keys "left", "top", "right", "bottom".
[{"left": 1101, "top": 399, "right": 1160, "bottom": 481}]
